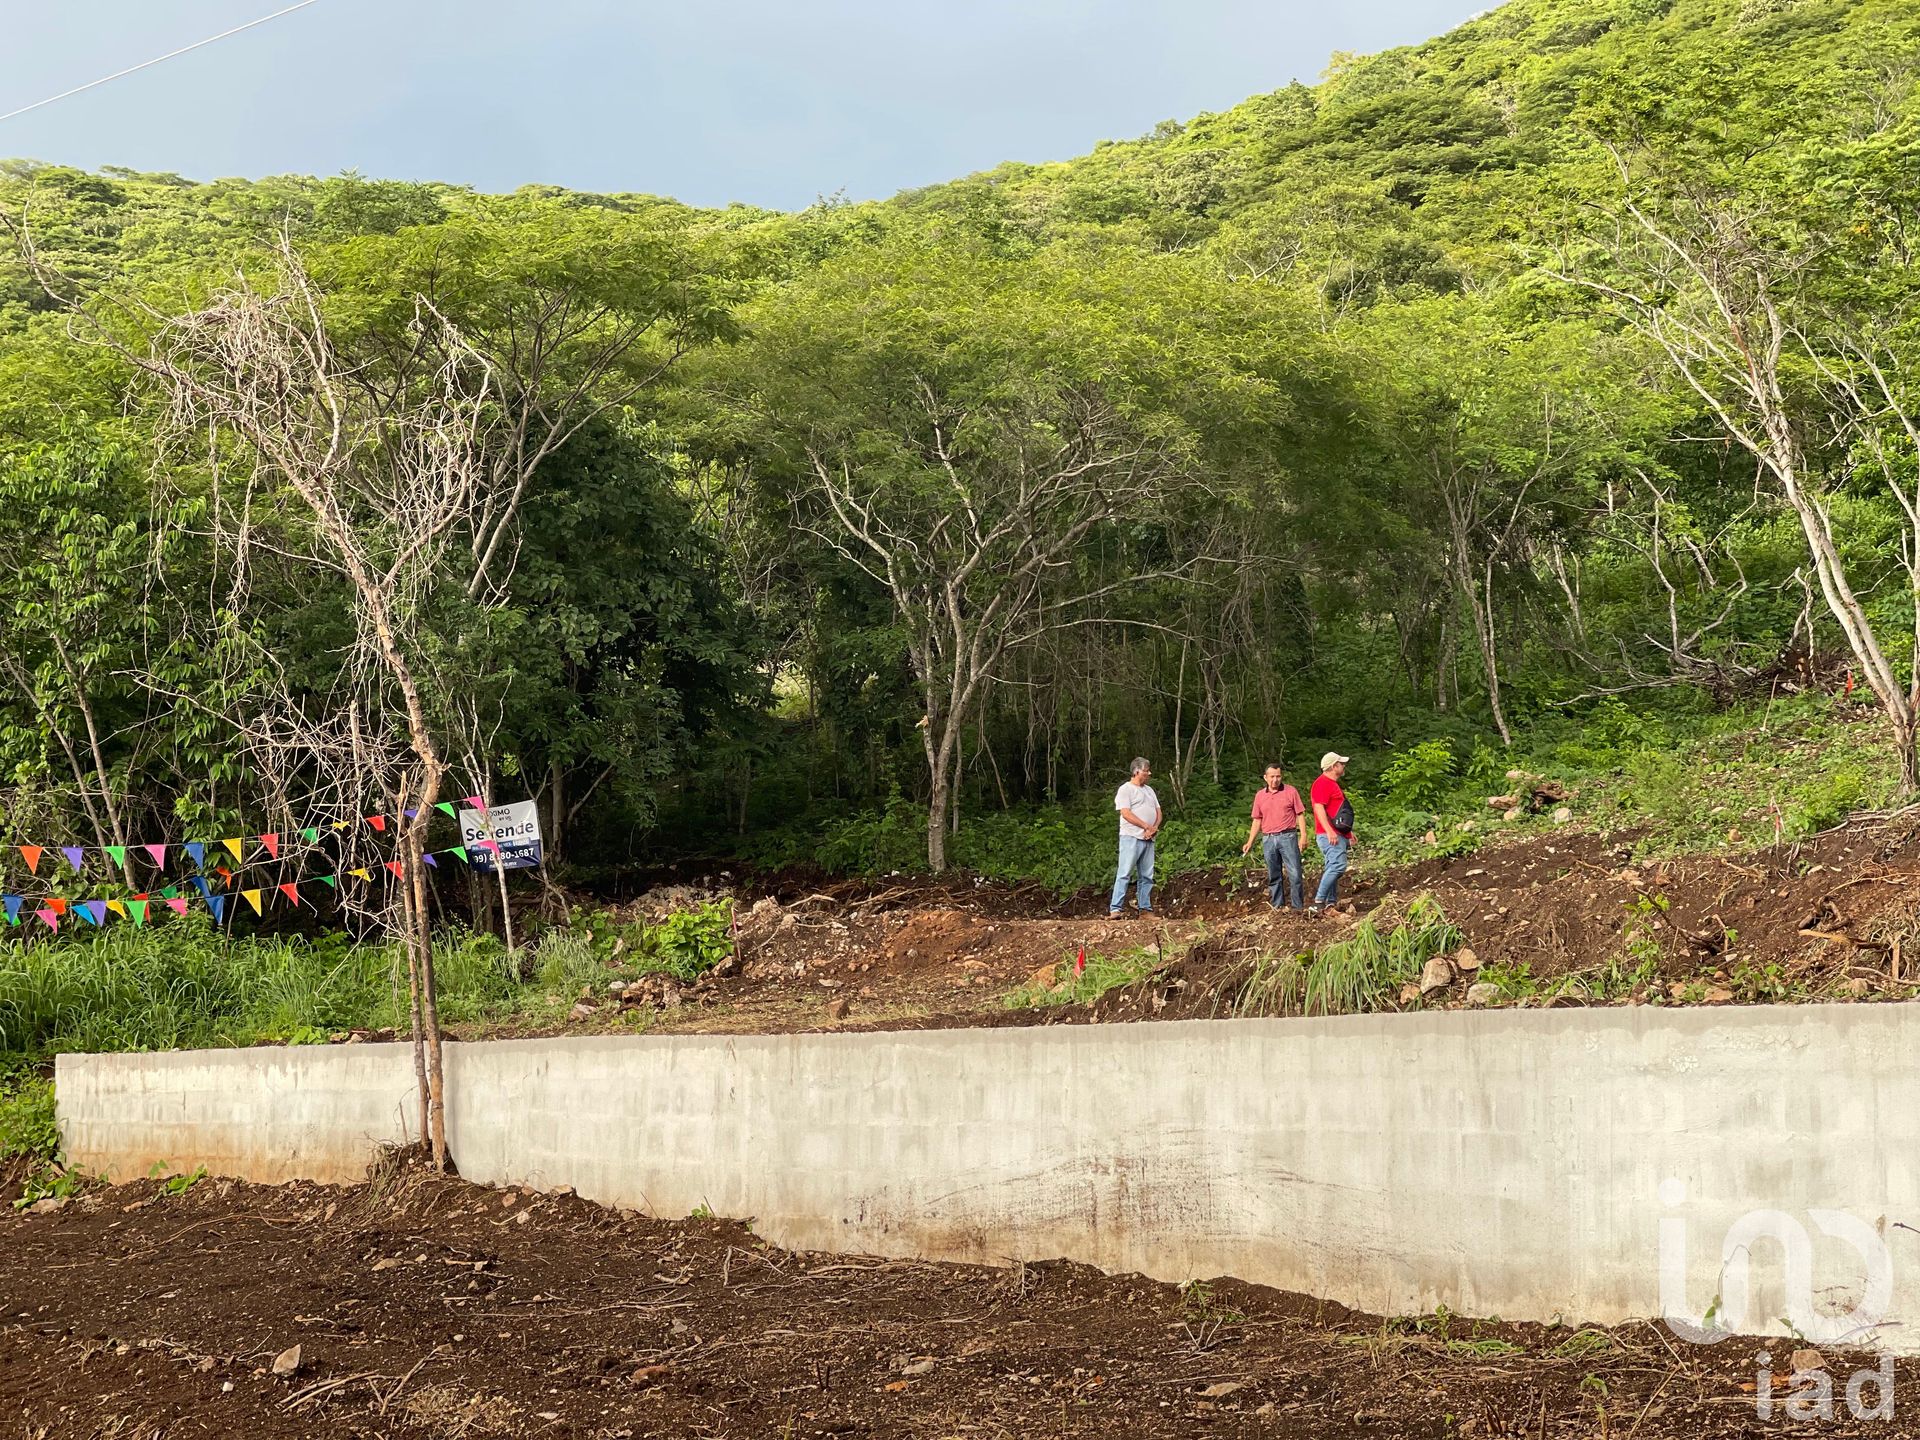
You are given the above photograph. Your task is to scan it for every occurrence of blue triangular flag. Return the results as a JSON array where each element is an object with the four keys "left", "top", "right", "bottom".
[
  {"left": 206, "top": 894, "right": 226, "bottom": 924},
  {"left": 190, "top": 876, "right": 212, "bottom": 901},
  {"left": 184, "top": 841, "right": 206, "bottom": 867},
  {"left": 74, "top": 902, "right": 98, "bottom": 926},
  {"left": 422, "top": 851, "right": 439, "bottom": 867},
  {"left": 2, "top": 895, "right": 19, "bottom": 926}
]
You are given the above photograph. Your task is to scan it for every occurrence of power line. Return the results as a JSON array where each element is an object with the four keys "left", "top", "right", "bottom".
[{"left": 0, "top": 0, "right": 328, "bottom": 125}]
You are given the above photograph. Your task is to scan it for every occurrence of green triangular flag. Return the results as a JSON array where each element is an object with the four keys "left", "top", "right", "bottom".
[
  {"left": 300, "top": 827, "right": 320, "bottom": 844},
  {"left": 449, "top": 845, "right": 469, "bottom": 864},
  {"left": 319, "top": 874, "right": 337, "bottom": 888},
  {"left": 105, "top": 844, "right": 126, "bottom": 867},
  {"left": 434, "top": 801, "right": 457, "bottom": 818},
  {"left": 128, "top": 900, "right": 148, "bottom": 927},
  {"left": 159, "top": 885, "right": 179, "bottom": 900}
]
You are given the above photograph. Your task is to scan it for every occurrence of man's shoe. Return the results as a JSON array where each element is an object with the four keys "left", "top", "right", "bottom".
[{"left": 1108, "top": 910, "right": 1123, "bottom": 920}]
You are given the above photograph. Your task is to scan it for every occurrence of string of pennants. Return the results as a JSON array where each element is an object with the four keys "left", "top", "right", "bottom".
[{"left": 3, "top": 795, "right": 507, "bottom": 933}]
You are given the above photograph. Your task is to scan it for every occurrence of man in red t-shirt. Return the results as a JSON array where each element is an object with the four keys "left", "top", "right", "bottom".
[
  {"left": 1309, "top": 752, "right": 1352, "bottom": 913},
  {"left": 1241, "top": 763, "right": 1309, "bottom": 911}
]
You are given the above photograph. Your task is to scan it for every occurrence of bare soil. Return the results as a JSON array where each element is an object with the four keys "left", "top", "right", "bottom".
[{"left": 2, "top": 1164, "right": 1896, "bottom": 1439}]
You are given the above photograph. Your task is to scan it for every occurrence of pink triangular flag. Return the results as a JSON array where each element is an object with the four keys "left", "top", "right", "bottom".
[
  {"left": 463, "top": 795, "right": 485, "bottom": 811},
  {"left": 164, "top": 897, "right": 189, "bottom": 915},
  {"left": 143, "top": 843, "right": 166, "bottom": 867},
  {"left": 34, "top": 907, "right": 58, "bottom": 931}
]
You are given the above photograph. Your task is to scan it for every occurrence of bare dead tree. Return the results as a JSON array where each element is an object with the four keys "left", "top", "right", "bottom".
[
  {"left": 120, "top": 245, "right": 506, "bottom": 1167},
  {"left": 1559, "top": 149, "right": 1920, "bottom": 787},
  {"left": 803, "top": 380, "right": 1201, "bottom": 870}
]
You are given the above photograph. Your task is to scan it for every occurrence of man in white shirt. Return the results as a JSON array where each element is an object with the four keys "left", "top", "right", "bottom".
[{"left": 1110, "top": 756, "right": 1161, "bottom": 919}]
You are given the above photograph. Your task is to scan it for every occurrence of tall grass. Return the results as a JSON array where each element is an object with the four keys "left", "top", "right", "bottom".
[
  {"left": 1238, "top": 895, "right": 1461, "bottom": 1018},
  {"left": 0, "top": 917, "right": 522, "bottom": 1059}
]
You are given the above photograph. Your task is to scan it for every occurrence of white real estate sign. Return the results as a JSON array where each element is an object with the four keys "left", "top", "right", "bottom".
[{"left": 459, "top": 800, "right": 543, "bottom": 873}]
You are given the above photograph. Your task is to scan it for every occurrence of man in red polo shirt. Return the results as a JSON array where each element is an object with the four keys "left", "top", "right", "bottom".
[
  {"left": 1241, "top": 763, "right": 1309, "bottom": 912},
  {"left": 1310, "top": 752, "right": 1353, "bottom": 914}
]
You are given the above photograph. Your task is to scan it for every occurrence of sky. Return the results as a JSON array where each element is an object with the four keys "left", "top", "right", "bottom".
[{"left": 0, "top": 1, "right": 1485, "bottom": 211}]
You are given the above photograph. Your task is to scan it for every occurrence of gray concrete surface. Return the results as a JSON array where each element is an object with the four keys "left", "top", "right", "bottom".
[{"left": 57, "top": 1004, "right": 1920, "bottom": 1345}]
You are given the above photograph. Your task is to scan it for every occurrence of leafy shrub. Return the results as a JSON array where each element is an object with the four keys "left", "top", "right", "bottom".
[
  {"left": 813, "top": 788, "right": 928, "bottom": 876},
  {"left": 1789, "top": 765, "right": 1867, "bottom": 837},
  {"left": 641, "top": 899, "right": 735, "bottom": 981},
  {"left": 1380, "top": 740, "right": 1456, "bottom": 811}
]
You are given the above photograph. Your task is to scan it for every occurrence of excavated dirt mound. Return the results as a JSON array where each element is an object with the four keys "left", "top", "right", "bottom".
[
  {"left": 1, "top": 1167, "right": 1893, "bottom": 1439},
  {"left": 547, "top": 817, "right": 1920, "bottom": 1037}
]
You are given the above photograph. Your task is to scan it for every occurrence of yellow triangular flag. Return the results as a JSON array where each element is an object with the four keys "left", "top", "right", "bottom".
[
  {"left": 349, "top": 867, "right": 371, "bottom": 881},
  {"left": 105, "top": 899, "right": 127, "bottom": 919},
  {"left": 242, "top": 889, "right": 263, "bottom": 915},
  {"left": 332, "top": 820, "right": 351, "bottom": 830},
  {"left": 222, "top": 837, "right": 244, "bottom": 862}
]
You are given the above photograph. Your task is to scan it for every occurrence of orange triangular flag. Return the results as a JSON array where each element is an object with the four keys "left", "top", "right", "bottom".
[
  {"left": 365, "top": 814, "right": 388, "bottom": 832},
  {"left": 242, "top": 889, "right": 263, "bottom": 915},
  {"left": 45, "top": 896, "right": 68, "bottom": 915},
  {"left": 19, "top": 845, "right": 41, "bottom": 874}
]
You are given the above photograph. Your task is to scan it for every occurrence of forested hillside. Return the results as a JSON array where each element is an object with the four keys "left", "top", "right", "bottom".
[{"left": 1, "top": 0, "right": 1917, "bottom": 885}]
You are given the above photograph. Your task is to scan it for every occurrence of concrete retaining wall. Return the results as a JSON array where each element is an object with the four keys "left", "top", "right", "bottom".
[{"left": 56, "top": 1004, "right": 1920, "bottom": 1344}]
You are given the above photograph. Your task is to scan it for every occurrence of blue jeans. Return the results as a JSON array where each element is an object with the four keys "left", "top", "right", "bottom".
[
  {"left": 1314, "top": 833, "right": 1350, "bottom": 906},
  {"left": 1110, "top": 835, "right": 1155, "bottom": 913},
  {"left": 1262, "top": 833, "right": 1304, "bottom": 909}
]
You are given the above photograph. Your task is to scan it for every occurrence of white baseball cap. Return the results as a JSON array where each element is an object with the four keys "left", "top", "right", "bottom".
[{"left": 1320, "top": 752, "right": 1350, "bottom": 771}]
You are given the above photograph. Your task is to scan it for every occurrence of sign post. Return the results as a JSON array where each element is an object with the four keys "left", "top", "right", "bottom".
[{"left": 459, "top": 801, "right": 544, "bottom": 873}]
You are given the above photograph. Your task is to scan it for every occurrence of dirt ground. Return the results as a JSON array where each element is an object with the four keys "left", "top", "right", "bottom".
[
  {"left": 5, "top": 1163, "right": 1904, "bottom": 1440},
  {"left": 523, "top": 815, "right": 1920, "bottom": 1039}
]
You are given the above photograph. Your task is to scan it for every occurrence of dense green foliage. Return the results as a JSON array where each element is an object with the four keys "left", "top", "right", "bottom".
[{"left": 1, "top": 0, "right": 1916, "bottom": 901}]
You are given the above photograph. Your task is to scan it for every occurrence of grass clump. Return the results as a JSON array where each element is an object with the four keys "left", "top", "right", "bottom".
[
  {"left": 1004, "top": 946, "right": 1159, "bottom": 1009},
  {"left": 1237, "top": 895, "right": 1460, "bottom": 1017}
]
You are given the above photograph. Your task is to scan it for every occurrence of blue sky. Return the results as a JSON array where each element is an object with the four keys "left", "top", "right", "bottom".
[{"left": 1, "top": 1, "right": 1483, "bottom": 210}]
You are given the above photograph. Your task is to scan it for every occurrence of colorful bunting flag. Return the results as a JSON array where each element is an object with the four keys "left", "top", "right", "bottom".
[
  {"left": 434, "top": 802, "right": 457, "bottom": 818},
  {"left": 46, "top": 897, "right": 68, "bottom": 916},
  {"left": 35, "top": 908, "right": 58, "bottom": 931},
  {"left": 184, "top": 841, "right": 206, "bottom": 867},
  {"left": 84, "top": 900, "right": 107, "bottom": 926},
  {"left": 318, "top": 875, "right": 337, "bottom": 889},
  {"left": 159, "top": 885, "right": 179, "bottom": 900},
  {"left": 164, "top": 897, "right": 188, "bottom": 916},
  {"left": 190, "top": 877, "right": 212, "bottom": 902},
  {"left": 422, "top": 852, "right": 438, "bottom": 868},
  {"left": 278, "top": 882, "right": 302, "bottom": 907},
  {"left": 105, "top": 900, "right": 126, "bottom": 919},
  {"left": 403, "top": 807, "right": 418, "bottom": 820},
  {"left": 60, "top": 846, "right": 84, "bottom": 873},
  {"left": 449, "top": 846, "right": 469, "bottom": 864},
  {"left": 242, "top": 889, "right": 263, "bottom": 916},
  {"left": 105, "top": 844, "right": 126, "bottom": 868},
  {"left": 19, "top": 845, "right": 42, "bottom": 874},
  {"left": 206, "top": 895, "right": 226, "bottom": 924},
  {"left": 331, "top": 820, "right": 351, "bottom": 831},
  {"left": 300, "top": 827, "right": 319, "bottom": 844},
  {"left": 384, "top": 860, "right": 404, "bottom": 878},
  {"left": 222, "top": 838, "right": 244, "bottom": 862},
  {"left": 259, "top": 833, "right": 280, "bottom": 860},
  {"left": 128, "top": 899, "right": 148, "bottom": 927},
  {"left": 143, "top": 844, "right": 166, "bottom": 867},
  {"left": 364, "top": 814, "right": 387, "bottom": 833},
  {"left": 349, "top": 868, "right": 371, "bottom": 881},
  {"left": 2, "top": 895, "right": 18, "bottom": 926},
  {"left": 462, "top": 795, "right": 485, "bottom": 811}
]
